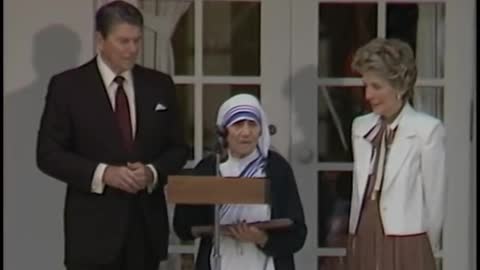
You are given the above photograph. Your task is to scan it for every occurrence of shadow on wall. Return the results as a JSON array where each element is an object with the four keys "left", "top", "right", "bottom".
[
  {"left": 283, "top": 64, "right": 333, "bottom": 242},
  {"left": 283, "top": 65, "right": 316, "bottom": 161},
  {"left": 4, "top": 24, "right": 82, "bottom": 270},
  {"left": 281, "top": 64, "right": 352, "bottom": 267}
]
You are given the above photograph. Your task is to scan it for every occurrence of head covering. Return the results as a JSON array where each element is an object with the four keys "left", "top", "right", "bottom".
[{"left": 216, "top": 94, "right": 271, "bottom": 158}]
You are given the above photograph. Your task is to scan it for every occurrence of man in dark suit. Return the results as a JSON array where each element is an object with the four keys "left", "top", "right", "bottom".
[{"left": 36, "top": 1, "right": 188, "bottom": 269}]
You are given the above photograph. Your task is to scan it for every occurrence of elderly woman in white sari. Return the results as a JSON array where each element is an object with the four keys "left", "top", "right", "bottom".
[{"left": 173, "top": 94, "right": 307, "bottom": 270}]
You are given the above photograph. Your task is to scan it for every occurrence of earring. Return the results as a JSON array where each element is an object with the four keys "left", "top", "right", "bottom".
[{"left": 396, "top": 93, "right": 402, "bottom": 100}]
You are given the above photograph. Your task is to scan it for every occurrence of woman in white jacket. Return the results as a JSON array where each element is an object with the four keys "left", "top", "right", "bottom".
[{"left": 346, "top": 38, "right": 446, "bottom": 270}]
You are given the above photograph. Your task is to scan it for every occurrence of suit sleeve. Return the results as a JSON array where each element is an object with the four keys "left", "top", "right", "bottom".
[
  {"left": 173, "top": 158, "right": 214, "bottom": 241},
  {"left": 36, "top": 76, "right": 99, "bottom": 192},
  {"left": 421, "top": 120, "right": 447, "bottom": 251},
  {"left": 150, "top": 75, "right": 189, "bottom": 187},
  {"left": 259, "top": 157, "right": 307, "bottom": 256}
]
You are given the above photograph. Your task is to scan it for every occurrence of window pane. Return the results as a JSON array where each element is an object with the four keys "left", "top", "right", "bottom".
[
  {"left": 412, "top": 87, "right": 444, "bottom": 121},
  {"left": 203, "top": 1, "right": 261, "bottom": 76},
  {"left": 139, "top": 0, "right": 195, "bottom": 75},
  {"left": 172, "top": 2, "right": 195, "bottom": 75},
  {"left": 387, "top": 3, "right": 445, "bottom": 78},
  {"left": 176, "top": 84, "right": 195, "bottom": 160},
  {"left": 318, "top": 171, "right": 352, "bottom": 248},
  {"left": 317, "top": 86, "right": 370, "bottom": 162},
  {"left": 202, "top": 85, "right": 260, "bottom": 156},
  {"left": 318, "top": 3, "right": 377, "bottom": 78}
]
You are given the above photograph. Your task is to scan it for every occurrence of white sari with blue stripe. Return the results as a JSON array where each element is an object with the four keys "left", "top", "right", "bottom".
[{"left": 211, "top": 94, "right": 275, "bottom": 270}]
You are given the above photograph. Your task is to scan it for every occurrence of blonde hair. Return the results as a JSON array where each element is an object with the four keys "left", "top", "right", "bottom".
[{"left": 351, "top": 38, "right": 417, "bottom": 100}]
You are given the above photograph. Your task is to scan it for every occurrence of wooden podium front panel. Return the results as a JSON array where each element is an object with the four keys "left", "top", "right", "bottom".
[{"left": 167, "top": 175, "right": 270, "bottom": 204}]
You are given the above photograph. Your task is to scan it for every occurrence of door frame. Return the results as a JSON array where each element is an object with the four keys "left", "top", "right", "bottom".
[{"left": 286, "top": 0, "right": 476, "bottom": 270}]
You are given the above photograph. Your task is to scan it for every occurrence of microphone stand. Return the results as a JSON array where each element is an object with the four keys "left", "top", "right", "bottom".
[{"left": 212, "top": 135, "right": 226, "bottom": 270}]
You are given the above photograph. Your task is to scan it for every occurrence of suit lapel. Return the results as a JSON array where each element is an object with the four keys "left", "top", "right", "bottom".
[
  {"left": 354, "top": 137, "right": 372, "bottom": 200},
  {"left": 84, "top": 59, "right": 125, "bottom": 151},
  {"left": 131, "top": 65, "right": 150, "bottom": 153},
  {"left": 353, "top": 104, "right": 418, "bottom": 199},
  {"left": 352, "top": 114, "right": 378, "bottom": 201},
  {"left": 89, "top": 59, "right": 114, "bottom": 112},
  {"left": 382, "top": 104, "right": 417, "bottom": 191}
]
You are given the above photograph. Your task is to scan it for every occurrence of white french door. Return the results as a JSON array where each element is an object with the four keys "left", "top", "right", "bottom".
[
  {"left": 138, "top": 1, "right": 292, "bottom": 269},
  {"left": 289, "top": 1, "right": 475, "bottom": 270}
]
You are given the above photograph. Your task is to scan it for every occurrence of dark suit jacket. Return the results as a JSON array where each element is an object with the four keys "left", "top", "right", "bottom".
[
  {"left": 173, "top": 151, "right": 307, "bottom": 270},
  {"left": 36, "top": 58, "right": 188, "bottom": 265}
]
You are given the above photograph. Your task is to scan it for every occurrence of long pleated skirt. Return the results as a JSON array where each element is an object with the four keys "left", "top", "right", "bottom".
[{"left": 346, "top": 197, "right": 436, "bottom": 270}]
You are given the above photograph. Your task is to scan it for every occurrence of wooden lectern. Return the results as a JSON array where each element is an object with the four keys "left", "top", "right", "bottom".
[
  {"left": 167, "top": 175, "right": 270, "bottom": 205},
  {"left": 167, "top": 173, "right": 291, "bottom": 270}
]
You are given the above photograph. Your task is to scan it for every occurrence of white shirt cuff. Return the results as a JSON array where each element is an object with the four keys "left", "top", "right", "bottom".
[
  {"left": 146, "top": 164, "right": 158, "bottom": 193},
  {"left": 91, "top": 163, "right": 107, "bottom": 194}
]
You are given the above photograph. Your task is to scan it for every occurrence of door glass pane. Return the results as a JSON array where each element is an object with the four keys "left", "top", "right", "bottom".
[
  {"left": 317, "top": 86, "right": 370, "bottom": 162},
  {"left": 387, "top": 3, "right": 445, "bottom": 78},
  {"left": 139, "top": 0, "right": 195, "bottom": 74},
  {"left": 176, "top": 84, "right": 195, "bottom": 160},
  {"left": 202, "top": 85, "right": 260, "bottom": 156},
  {"left": 412, "top": 87, "right": 444, "bottom": 120},
  {"left": 318, "top": 3, "right": 377, "bottom": 78},
  {"left": 318, "top": 171, "right": 352, "bottom": 248},
  {"left": 203, "top": 1, "right": 261, "bottom": 76},
  {"left": 172, "top": 2, "right": 195, "bottom": 75}
]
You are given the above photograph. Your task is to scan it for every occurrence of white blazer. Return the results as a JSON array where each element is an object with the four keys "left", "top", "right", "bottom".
[{"left": 349, "top": 103, "right": 446, "bottom": 251}]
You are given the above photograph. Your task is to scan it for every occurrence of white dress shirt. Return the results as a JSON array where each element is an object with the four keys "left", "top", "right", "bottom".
[{"left": 91, "top": 54, "right": 158, "bottom": 194}]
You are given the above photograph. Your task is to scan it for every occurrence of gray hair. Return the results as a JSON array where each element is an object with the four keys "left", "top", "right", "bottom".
[{"left": 351, "top": 38, "right": 417, "bottom": 101}]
